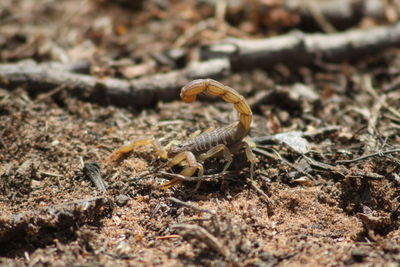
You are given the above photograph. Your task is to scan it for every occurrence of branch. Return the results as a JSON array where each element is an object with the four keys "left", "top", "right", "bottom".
[
  {"left": 169, "top": 197, "right": 221, "bottom": 234},
  {"left": 0, "top": 58, "right": 230, "bottom": 109},
  {"left": 287, "top": 0, "right": 386, "bottom": 30},
  {"left": 171, "top": 224, "right": 230, "bottom": 258},
  {"left": 202, "top": 22, "right": 400, "bottom": 70},
  {"left": 336, "top": 149, "right": 400, "bottom": 164}
]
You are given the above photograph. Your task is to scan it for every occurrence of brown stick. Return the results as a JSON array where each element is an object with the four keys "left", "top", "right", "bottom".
[
  {"left": 83, "top": 162, "right": 107, "bottom": 193},
  {"left": 0, "top": 58, "right": 230, "bottom": 109},
  {"left": 202, "top": 22, "right": 400, "bottom": 70},
  {"left": 336, "top": 149, "right": 400, "bottom": 164},
  {"left": 169, "top": 197, "right": 221, "bottom": 234},
  {"left": 201, "top": 0, "right": 385, "bottom": 30},
  {"left": 171, "top": 224, "right": 230, "bottom": 258},
  {"left": 288, "top": 0, "right": 386, "bottom": 30}
]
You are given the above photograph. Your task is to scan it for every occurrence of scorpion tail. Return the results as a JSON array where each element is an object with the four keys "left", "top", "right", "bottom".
[{"left": 180, "top": 79, "right": 252, "bottom": 131}]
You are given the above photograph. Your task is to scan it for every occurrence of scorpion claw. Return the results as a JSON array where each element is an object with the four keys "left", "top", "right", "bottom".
[
  {"left": 109, "top": 152, "right": 123, "bottom": 162},
  {"left": 160, "top": 178, "right": 182, "bottom": 190}
]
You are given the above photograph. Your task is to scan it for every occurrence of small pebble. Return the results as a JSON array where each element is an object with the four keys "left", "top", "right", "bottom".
[
  {"left": 116, "top": 194, "right": 129, "bottom": 207},
  {"left": 239, "top": 240, "right": 251, "bottom": 254}
]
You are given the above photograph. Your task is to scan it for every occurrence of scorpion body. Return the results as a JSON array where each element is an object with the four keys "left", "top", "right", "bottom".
[
  {"left": 110, "top": 79, "right": 257, "bottom": 188},
  {"left": 168, "top": 122, "right": 244, "bottom": 157}
]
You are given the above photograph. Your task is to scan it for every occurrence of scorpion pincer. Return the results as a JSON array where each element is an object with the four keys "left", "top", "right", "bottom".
[{"left": 110, "top": 79, "right": 257, "bottom": 188}]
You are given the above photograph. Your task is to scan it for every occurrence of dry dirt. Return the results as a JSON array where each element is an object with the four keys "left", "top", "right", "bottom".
[{"left": 1, "top": 1, "right": 400, "bottom": 266}]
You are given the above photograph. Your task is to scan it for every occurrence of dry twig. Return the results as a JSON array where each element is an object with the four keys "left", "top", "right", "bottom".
[
  {"left": 171, "top": 224, "right": 230, "bottom": 258},
  {"left": 169, "top": 197, "right": 221, "bottom": 234},
  {"left": 253, "top": 147, "right": 315, "bottom": 180},
  {"left": 247, "top": 179, "right": 274, "bottom": 216},
  {"left": 287, "top": 0, "right": 385, "bottom": 29},
  {"left": 305, "top": 0, "right": 337, "bottom": 33},
  {"left": 336, "top": 149, "right": 400, "bottom": 164},
  {"left": 158, "top": 171, "right": 233, "bottom": 183},
  {"left": 83, "top": 162, "right": 107, "bottom": 193},
  {"left": 0, "top": 58, "right": 230, "bottom": 109},
  {"left": 363, "top": 75, "right": 400, "bottom": 119},
  {"left": 202, "top": 23, "right": 400, "bottom": 70}
]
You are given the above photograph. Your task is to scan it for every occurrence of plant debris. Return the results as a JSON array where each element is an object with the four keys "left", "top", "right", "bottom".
[{"left": 0, "top": 0, "right": 399, "bottom": 266}]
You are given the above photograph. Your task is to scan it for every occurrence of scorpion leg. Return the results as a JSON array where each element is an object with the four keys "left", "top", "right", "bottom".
[
  {"left": 196, "top": 144, "right": 233, "bottom": 189},
  {"left": 198, "top": 144, "right": 233, "bottom": 172},
  {"left": 241, "top": 139, "right": 258, "bottom": 179},
  {"left": 161, "top": 151, "right": 204, "bottom": 189},
  {"left": 229, "top": 138, "right": 258, "bottom": 179},
  {"left": 109, "top": 137, "right": 168, "bottom": 162}
]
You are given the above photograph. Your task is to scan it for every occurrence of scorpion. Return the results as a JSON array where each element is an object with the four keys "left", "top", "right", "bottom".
[{"left": 110, "top": 79, "right": 257, "bottom": 188}]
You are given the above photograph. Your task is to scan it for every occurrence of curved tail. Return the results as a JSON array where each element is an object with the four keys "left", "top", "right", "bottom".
[{"left": 180, "top": 79, "right": 252, "bottom": 131}]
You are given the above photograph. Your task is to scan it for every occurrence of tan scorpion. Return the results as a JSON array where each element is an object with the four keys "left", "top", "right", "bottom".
[{"left": 109, "top": 79, "right": 257, "bottom": 188}]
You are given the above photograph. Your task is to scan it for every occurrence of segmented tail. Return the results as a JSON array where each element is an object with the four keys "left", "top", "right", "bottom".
[{"left": 180, "top": 79, "right": 252, "bottom": 131}]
